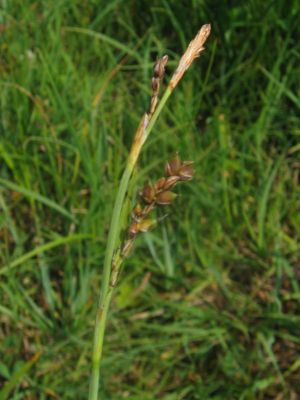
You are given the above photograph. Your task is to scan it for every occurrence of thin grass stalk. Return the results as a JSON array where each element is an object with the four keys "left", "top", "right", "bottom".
[
  {"left": 88, "top": 86, "right": 173, "bottom": 400},
  {"left": 89, "top": 24, "right": 211, "bottom": 400}
]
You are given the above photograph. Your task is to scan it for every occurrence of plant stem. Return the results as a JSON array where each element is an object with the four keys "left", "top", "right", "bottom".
[
  {"left": 142, "top": 86, "right": 172, "bottom": 145},
  {"left": 88, "top": 21, "right": 212, "bottom": 394},
  {"left": 89, "top": 85, "right": 173, "bottom": 400}
]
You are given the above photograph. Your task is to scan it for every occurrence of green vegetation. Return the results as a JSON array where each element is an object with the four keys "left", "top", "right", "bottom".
[{"left": 1, "top": 1, "right": 299, "bottom": 399}]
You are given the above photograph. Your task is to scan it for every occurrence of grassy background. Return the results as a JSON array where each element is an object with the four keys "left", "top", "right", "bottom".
[{"left": 1, "top": 1, "right": 300, "bottom": 399}]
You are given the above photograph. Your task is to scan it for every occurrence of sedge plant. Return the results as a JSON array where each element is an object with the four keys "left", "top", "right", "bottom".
[{"left": 89, "top": 24, "right": 211, "bottom": 400}]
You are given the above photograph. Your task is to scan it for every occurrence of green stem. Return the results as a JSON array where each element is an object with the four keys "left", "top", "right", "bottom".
[
  {"left": 88, "top": 85, "right": 173, "bottom": 400},
  {"left": 143, "top": 86, "right": 172, "bottom": 145}
]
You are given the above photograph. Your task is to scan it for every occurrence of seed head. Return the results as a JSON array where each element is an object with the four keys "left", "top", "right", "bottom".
[
  {"left": 156, "top": 191, "right": 177, "bottom": 205},
  {"left": 177, "top": 162, "right": 194, "bottom": 181},
  {"left": 132, "top": 203, "right": 143, "bottom": 220},
  {"left": 153, "top": 55, "right": 168, "bottom": 78},
  {"left": 139, "top": 218, "right": 156, "bottom": 233},
  {"left": 165, "top": 153, "right": 195, "bottom": 181},
  {"left": 165, "top": 153, "right": 182, "bottom": 176},
  {"left": 140, "top": 183, "right": 156, "bottom": 204},
  {"left": 122, "top": 154, "right": 195, "bottom": 259},
  {"left": 128, "top": 221, "right": 140, "bottom": 237},
  {"left": 164, "top": 175, "right": 180, "bottom": 189},
  {"left": 154, "top": 177, "right": 167, "bottom": 191}
]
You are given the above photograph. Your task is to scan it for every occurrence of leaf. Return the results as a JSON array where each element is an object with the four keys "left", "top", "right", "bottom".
[
  {"left": 0, "top": 178, "right": 76, "bottom": 222},
  {"left": 0, "top": 352, "right": 41, "bottom": 400}
]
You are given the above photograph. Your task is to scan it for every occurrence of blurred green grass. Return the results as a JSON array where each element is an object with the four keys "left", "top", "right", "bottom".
[{"left": 0, "top": 1, "right": 300, "bottom": 399}]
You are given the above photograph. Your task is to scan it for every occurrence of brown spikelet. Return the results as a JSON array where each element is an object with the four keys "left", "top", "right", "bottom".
[
  {"left": 149, "top": 55, "right": 168, "bottom": 115},
  {"left": 169, "top": 24, "right": 211, "bottom": 89}
]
